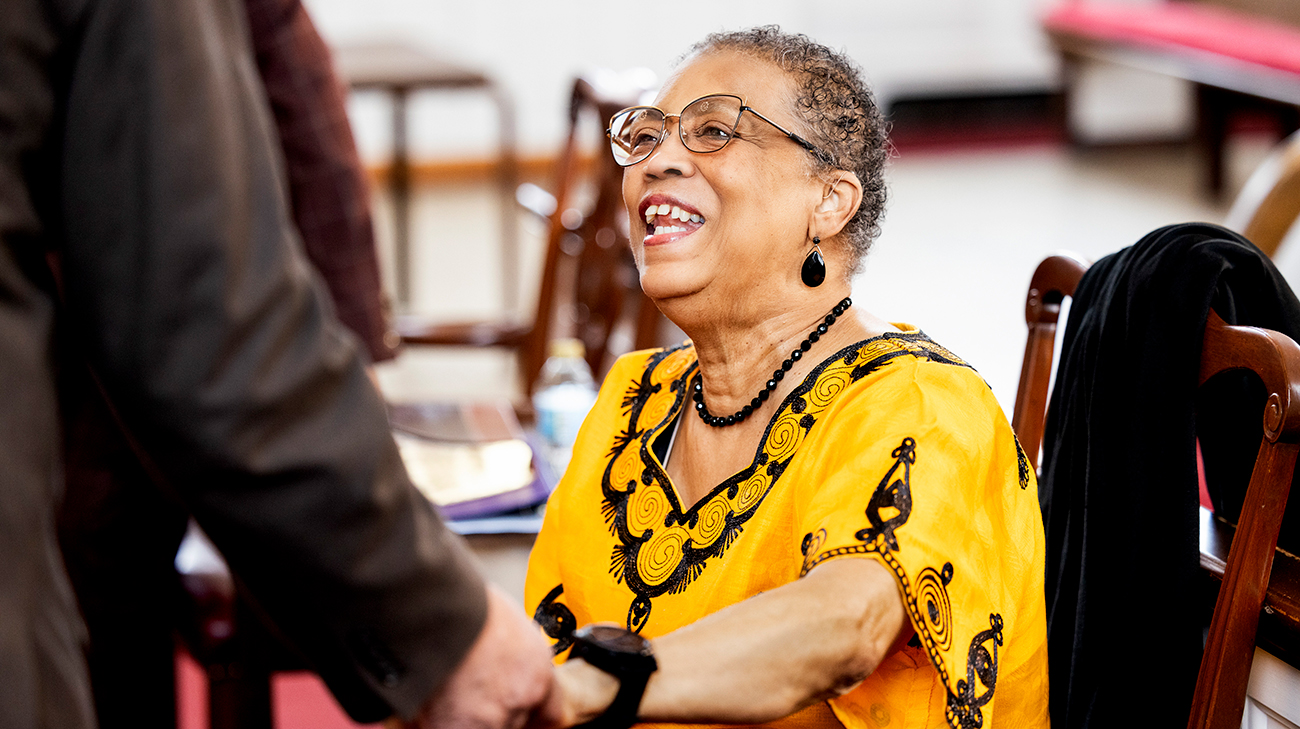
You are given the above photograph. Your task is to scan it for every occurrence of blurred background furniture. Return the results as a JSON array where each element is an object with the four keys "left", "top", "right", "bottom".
[
  {"left": 333, "top": 42, "right": 519, "bottom": 309},
  {"left": 1045, "top": 0, "right": 1300, "bottom": 198},
  {"left": 1225, "top": 128, "right": 1300, "bottom": 255},
  {"left": 396, "top": 69, "right": 664, "bottom": 400}
]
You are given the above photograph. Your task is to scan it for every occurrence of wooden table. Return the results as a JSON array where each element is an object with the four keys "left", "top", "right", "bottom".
[
  {"left": 333, "top": 42, "right": 519, "bottom": 309},
  {"left": 1044, "top": 2, "right": 1300, "bottom": 198}
]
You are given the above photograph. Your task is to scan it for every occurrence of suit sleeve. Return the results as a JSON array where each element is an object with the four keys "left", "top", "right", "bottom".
[{"left": 52, "top": 0, "right": 482, "bottom": 719}]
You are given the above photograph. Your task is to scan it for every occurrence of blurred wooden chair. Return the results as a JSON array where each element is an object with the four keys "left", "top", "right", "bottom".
[
  {"left": 397, "top": 69, "right": 662, "bottom": 396},
  {"left": 333, "top": 41, "right": 519, "bottom": 309},
  {"left": 1013, "top": 254, "right": 1300, "bottom": 728},
  {"left": 1225, "top": 128, "right": 1300, "bottom": 258}
]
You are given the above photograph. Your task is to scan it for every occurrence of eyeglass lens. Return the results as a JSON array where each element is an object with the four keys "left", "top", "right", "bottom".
[{"left": 609, "top": 95, "right": 745, "bottom": 166}]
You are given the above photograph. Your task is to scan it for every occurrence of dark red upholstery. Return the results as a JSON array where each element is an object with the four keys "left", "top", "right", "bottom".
[{"left": 1045, "top": 2, "right": 1300, "bottom": 76}]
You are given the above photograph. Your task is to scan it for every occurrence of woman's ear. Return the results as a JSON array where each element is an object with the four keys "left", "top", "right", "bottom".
[{"left": 811, "top": 171, "right": 863, "bottom": 240}]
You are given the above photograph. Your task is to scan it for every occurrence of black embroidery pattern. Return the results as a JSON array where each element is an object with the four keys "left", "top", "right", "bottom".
[
  {"left": 601, "top": 343, "right": 856, "bottom": 630},
  {"left": 799, "top": 438, "right": 1004, "bottom": 729},
  {"left": 600, "top": 332, "right": 983, "bottom": 634},
  {"left": 799, "top": 437, "right": 917, "bottom": 574},
  {"left": 1014, "top": 437, "right": 1031, "bottom": 490},
  {"left": 533, "top": 584, "right": 576, "bottom": 655},
  {"left": 946, "top": 614, "right": 1004, "bottom": 729},
  {"left": 855, "top": 437, "right": 916, "bottom": 550}
]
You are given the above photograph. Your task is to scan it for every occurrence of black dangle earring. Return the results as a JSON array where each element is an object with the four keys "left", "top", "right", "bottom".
[{"left": 801, "top": 237, "right": 826, "bottom": 287}]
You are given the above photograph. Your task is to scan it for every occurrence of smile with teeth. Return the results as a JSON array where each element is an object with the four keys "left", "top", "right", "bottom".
[{"left": 644, "top": 203, "right": 705, "bottom": 237}]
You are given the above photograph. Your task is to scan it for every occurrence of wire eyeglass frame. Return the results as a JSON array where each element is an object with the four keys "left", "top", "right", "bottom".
[{"left": 607, "top": 93, "right": 822, "bottom": 167}]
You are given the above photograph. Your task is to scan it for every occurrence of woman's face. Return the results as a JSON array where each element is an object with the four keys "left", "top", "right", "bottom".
[{"left": 623, "top": 51, "right": 823, "bottom": 310}]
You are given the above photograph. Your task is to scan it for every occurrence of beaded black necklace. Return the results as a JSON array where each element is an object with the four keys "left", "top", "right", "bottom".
[{"left": 692, "top": 297, "right": 852, "bottom": 427}]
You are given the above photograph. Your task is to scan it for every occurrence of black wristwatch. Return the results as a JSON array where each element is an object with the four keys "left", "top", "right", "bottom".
[{"left": 567, "top": 623, "right": 658, "bottom": 729}]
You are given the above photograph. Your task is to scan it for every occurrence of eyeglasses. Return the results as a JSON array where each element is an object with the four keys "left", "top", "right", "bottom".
[{"left": 607, "top": 93, "right": 822, "bottom": 167}]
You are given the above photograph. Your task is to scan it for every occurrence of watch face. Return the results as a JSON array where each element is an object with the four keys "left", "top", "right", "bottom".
[{"left": 579, "top": 624, "right": 652, "bottom": 654}]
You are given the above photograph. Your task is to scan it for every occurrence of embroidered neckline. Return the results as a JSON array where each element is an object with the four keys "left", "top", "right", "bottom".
[
  {"left": 652, "top": 328, "right": 960, "bottom": 508},
  {"left": 601, "top": 329, "right": 972, "bottom": 632}
]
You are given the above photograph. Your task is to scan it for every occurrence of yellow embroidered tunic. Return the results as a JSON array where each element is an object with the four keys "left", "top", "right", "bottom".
[{"left": 525, "top": 328, "right": 1049, "bottom": 729}]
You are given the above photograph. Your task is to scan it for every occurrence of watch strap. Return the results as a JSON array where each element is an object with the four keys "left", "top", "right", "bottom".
[
  {"left": 576, "top": 666, "right": 652, "bottom": 729},
  {"left": 569, "top": 630, "right": 656, "bottom": 729}
]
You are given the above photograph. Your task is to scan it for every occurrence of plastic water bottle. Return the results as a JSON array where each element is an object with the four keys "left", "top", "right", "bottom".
[{"left": 532, "top": 338, "right": 599, "bottom": 474}]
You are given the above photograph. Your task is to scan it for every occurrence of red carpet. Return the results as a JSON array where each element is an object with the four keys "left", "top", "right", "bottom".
[{"left": 176, "top": 651, "right": 383, "bottom": 729}]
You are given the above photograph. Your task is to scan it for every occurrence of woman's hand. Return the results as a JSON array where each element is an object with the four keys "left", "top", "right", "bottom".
[{"left": 553, "top": 657, "right": 620, "bottom": 727}]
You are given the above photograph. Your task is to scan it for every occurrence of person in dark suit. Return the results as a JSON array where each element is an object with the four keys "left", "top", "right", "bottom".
[
  {"left": 55, "top": 0, "right": 403, "bottom": 724},
  {"left": 0, "top": 0, "right": 557, "bottom": 727}
]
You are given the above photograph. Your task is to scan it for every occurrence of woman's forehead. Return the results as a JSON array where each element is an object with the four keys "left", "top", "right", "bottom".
[{"left": 657, "top": 51, "right": 794, "bottom": 113}]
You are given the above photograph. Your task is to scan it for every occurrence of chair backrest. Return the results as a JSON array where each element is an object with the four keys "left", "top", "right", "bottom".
[
  {"left": 1224, "top": 129, "right": 1300, "bottom": 258},
  {"left": 1012, "top": 255, "right": 1300, "bottom": 728},
  {"left": 521, "top": 70, "right": 660, "bottom": 390},
  {"left": 1011, "top": 253, "right": 1089, "bottom": 472},
  {"left": 1188, "top": 310, "right": 1300, "bottom": 728}
]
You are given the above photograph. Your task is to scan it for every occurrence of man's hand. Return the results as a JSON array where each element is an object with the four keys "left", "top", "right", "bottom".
[
  {"left": 553, "top": 657, "right": 619, "bottom": 727},
  {"left": 414, "top": 584, "right": 562, "bottom": 729}
]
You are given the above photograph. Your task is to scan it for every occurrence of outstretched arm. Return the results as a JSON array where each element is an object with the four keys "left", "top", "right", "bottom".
[
  {"left": 53, "top": 0, "right": 552, "bottom": 722},
  {"left": 557, "top": 557, "right": 909, "bottom": 726}
]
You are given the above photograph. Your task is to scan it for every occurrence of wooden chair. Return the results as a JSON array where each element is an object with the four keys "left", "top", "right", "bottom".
[
  {"left": 1190, "top": 310, "right": 1300, "bottom": 726},
  {"left": 1224, "top": 128, "right": 1300, "bottom": 258},
  {"left": 1011, "top": 253, "right": 1089, "bottom": 472},
  {"left": 396, "top": 70, "right": 662, "bottom": 395},
  {"left": 333, "top": 41, "right": 520, "bottom": 310},
  {"left": 1013, "top": 254, "right": 1300, "bottom": 728}
]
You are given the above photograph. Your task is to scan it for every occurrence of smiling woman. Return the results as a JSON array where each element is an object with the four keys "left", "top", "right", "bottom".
[{"left": 524, "top": 26, "right": 1049, "bottom": 729}]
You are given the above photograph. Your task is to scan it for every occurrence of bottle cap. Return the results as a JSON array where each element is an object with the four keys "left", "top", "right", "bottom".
[{"left": 549, "top": 338, "right": 586, "bottom": 360}]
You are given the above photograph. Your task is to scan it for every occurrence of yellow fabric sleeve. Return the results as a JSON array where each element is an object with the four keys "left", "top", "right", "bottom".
[
  {"left": 524, "top": 485, "right": 571, "bottom": 660},
  {"left": 791, "top": 357, "right": 1046, "bottom": 728}
]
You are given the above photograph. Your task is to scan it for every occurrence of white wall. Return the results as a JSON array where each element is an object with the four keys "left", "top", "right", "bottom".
[
  {"left": 304, "top": 0, "right": 1064, "bottom": 162},
  {"left": 804, "top": 0, "right": 1062, "bottom": 102}
]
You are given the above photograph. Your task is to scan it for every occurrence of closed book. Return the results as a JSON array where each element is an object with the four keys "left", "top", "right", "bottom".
[{"left": 389, "top": 401, "right": 554, "bottom": 520}]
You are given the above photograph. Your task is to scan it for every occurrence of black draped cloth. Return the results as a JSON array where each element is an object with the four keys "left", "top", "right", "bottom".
[{"left": 1040, "top": 222, "right": 1300, "bottom": 728}]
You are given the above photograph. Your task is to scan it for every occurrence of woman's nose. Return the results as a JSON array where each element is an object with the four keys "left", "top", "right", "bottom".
[{"left": 641, "top": 121, "right": 696, "bottom": 179}]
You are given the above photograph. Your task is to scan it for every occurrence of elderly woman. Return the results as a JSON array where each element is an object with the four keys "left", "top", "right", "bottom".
[{"left": 524, "top": 26, "right": 1048, "bottom": 729}]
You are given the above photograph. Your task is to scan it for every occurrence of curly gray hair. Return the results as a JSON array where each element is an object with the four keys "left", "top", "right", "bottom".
[{"left": 683, "top": 26, "right": 889, "bottom": 269}]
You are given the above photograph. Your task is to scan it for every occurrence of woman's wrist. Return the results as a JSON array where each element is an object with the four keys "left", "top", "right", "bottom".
[{"left": 556, "top": 657, "right": 621, "bottom": 726}]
